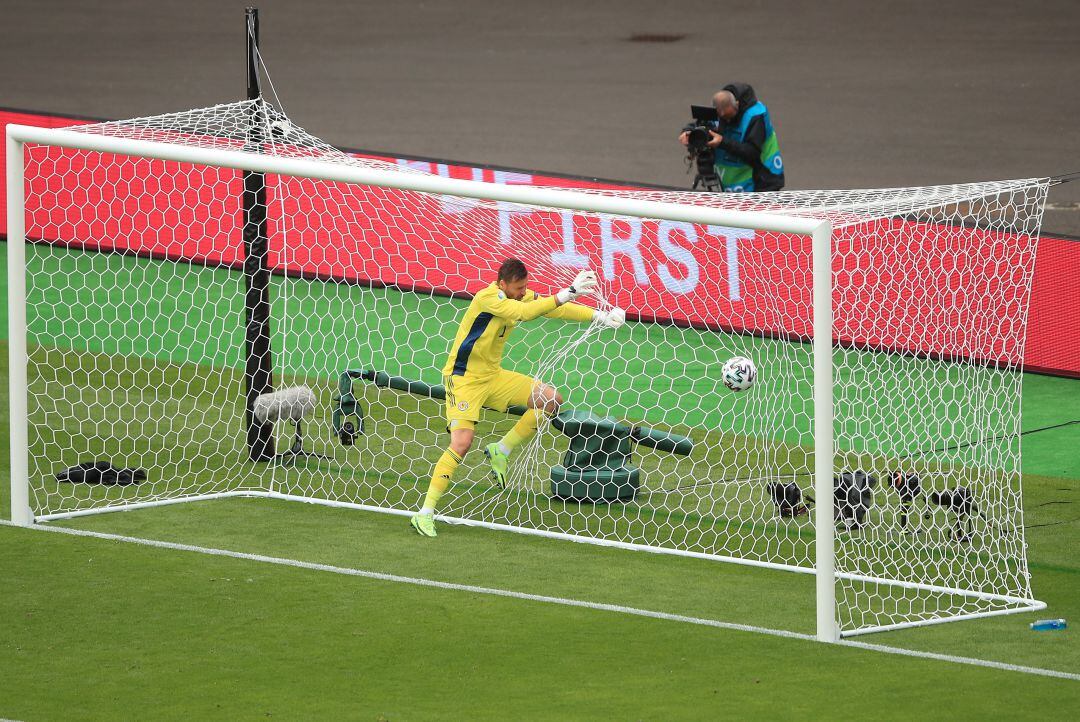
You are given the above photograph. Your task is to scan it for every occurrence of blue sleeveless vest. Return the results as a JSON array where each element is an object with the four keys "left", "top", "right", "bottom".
[{"left": 713, "top": 102, "right": 784, "bottom": 192}]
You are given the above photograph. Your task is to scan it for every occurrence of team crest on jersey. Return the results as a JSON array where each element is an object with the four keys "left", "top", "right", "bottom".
[
  {"left": 457, "top": 401, "right": 470, "bottom": 411},
  {"left": 497, "top": 291, "right": 506, "bottom": 300}
]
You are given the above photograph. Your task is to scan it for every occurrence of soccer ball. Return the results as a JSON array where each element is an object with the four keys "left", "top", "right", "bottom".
[{"left": 722, "top": 356, "right": 757, "bottom": 392}]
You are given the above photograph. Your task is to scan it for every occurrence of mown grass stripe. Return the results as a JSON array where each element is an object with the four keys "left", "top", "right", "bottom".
[{"left": 9, "top": 520, "right": 1078, "bottom": 682}]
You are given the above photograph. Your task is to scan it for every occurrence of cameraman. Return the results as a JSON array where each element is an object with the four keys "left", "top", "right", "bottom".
[{"left": 679, "top": 83, "right": 785, "bottom": 192}]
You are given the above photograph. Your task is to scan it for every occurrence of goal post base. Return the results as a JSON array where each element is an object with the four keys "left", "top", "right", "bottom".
[{"left": 839, "top": 599, "right": 1048, "bottom": 638}]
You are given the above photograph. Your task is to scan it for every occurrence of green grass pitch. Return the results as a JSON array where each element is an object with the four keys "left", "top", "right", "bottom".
[{"left": 2, "top": 243, "right": 1079, "bottom": 719}]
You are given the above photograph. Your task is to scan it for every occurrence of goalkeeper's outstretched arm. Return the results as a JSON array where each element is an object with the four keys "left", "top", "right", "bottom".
[
  {"left": 544, "top": 301, "right": 624, "bottom": 329},
  {"left": 477, "top": 269, "right": 600, "bottom": 322},
  {"left": 542, "top": 298, "right": 594, "bottom": 322}
]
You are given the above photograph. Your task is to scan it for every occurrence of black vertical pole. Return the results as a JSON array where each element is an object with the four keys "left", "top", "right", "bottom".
[{"left": 244, "top": 7, "right": 275, "bottom": 461}]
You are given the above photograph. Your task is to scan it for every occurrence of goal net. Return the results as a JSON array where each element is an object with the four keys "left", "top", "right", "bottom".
[{"left": 7, "top": 99, "right": 1048, "bottom": 636}]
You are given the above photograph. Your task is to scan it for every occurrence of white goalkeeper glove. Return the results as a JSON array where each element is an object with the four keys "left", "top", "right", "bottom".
[
  {"left": 556, "top": 270, "right": 598, "bottom": 304},
  {"left": 594, "top": 307, "right": 625, "bottom": 329}
]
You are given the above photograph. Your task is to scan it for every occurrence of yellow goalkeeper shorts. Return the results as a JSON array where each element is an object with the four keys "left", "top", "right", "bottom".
[{"left": 443, "top": 370, "right": 536, "bottom": 427}]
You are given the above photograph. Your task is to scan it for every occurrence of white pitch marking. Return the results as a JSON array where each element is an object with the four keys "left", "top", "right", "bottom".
[{"left": 5, "top": 521, "right": 1078, "bottom": 682}]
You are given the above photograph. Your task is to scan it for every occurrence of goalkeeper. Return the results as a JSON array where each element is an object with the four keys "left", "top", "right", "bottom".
[{"left": 411, "top": 258, "right": 625, "bottom": 537}]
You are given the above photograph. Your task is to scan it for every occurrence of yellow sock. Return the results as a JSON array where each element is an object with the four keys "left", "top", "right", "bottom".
[
  {"left": 422, "top": 448, "right": 463, "bottom": 512},
  {"left": 500, "top": 409, "right": 543, "bottom": 453}
]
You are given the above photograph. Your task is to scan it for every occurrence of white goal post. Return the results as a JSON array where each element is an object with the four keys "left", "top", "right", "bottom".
[{"left": 6, "top": 106, "right": 1047, "bottom": 641}]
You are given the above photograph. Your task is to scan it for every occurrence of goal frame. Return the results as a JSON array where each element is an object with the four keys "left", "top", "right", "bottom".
[{"left": 10, "top": 121, "right": 1041, "bottom": 642}]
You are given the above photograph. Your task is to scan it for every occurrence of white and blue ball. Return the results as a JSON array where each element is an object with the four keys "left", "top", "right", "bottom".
[{"left": 722, "top": 356, "right": 757, "bottom": 392}]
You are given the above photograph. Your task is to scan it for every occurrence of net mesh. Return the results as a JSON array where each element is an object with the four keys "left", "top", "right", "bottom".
[{"left": 17, "top": 99, "right": 1048, "bottom": 634}]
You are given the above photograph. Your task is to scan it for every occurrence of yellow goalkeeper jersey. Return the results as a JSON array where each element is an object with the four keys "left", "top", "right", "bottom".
[{"left": 442, "top": 283, "right": 595, "bottom": 379}]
